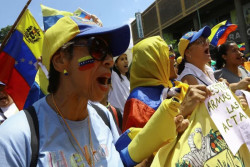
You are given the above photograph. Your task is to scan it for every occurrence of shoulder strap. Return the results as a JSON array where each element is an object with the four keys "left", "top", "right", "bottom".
[
  {"left": 110, "top": 106, "right": 123, "bottom": 130},
  {"left": 24, "top": 106, "right": 39, "bottom": 167},
  {"left": 109, "top": 105, "right": 119, "bottom": 126},
  {"left": 91, "top": 103, "right": 111, "bottom": 130},
  {"left": 182, "top": 74, "right": 209, "bottom": 86}
]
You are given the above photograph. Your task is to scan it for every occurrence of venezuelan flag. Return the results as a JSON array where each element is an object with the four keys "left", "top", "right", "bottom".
[
  {"left": 41, "top": 4, "right": 73, "bottom": 31},
  {"left": 24, "top": 64, "right": 49, "bottom": 109},
  {"left": 0, "top": 9, "right": 44, "bottom": 110},
  {"left": 74, "top": 8, "right": 91, "bottom": 20},
  {"left": 41, "top": 5, "right": 92, "bottom": 31},
  {"left": 208, "top": 20, "right": 238, "bottom": 46},
  {"left": 238, "top": 43, "right": 246, "bottom": 51}
]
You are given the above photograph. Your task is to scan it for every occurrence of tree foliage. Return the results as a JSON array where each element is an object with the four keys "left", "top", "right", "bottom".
[
  {"left": 163, "top": 33, "right": 178, "bottom": 54},
  {"left": 0, "top": 25, "right": 12, "bottom": 44}
]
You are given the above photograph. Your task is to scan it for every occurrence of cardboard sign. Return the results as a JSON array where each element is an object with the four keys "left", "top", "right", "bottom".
[{"left": 205, "top": 82, "right": 250, "bottom": 154}]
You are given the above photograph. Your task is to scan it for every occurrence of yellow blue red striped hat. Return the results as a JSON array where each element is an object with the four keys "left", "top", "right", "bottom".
[
  {"left": 42, "top": 16, "right": 130, "bottom": 71},
  {"left": 178, "top": 26, "right": 211, "bottom": 58}
]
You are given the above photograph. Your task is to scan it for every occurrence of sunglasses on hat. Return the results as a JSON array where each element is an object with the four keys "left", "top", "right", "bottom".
[{"left": 74, "top": 37, "right": 112, "bottom": 61}]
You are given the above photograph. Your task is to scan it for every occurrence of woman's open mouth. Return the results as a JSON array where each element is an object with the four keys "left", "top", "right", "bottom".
[{"left": 96, "top": 73, "right": 111, "bottom": 91}]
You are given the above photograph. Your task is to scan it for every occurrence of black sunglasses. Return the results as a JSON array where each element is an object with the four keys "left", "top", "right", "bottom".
[{"left": 74, "top": 37, "right": 112, "bottom": 61}]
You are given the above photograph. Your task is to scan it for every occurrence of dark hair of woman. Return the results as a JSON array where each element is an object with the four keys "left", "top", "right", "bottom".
[
  {"left": 214, "top": 41, "right": 235, "bottom": 69},
  {"left": 177, "top": 56, "right": 186, "bottom": 75},
  {"left": 112, "top": 56, "right": 130, "bottom": 81},
  {"left": 48, "top": 40, "right": 75, "bottom": 93}
]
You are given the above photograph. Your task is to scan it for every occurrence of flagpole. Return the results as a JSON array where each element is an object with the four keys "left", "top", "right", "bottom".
[{"left": 0, "top": 0, "right": 32, "bottom": 53}]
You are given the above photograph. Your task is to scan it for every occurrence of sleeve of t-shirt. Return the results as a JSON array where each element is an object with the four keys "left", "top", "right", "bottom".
[
  {"left": 214, "top": 69, "right": 223, "bottom": 80},
  {"left": 0, "top": 111, "right": 32, "bottom": 166}
]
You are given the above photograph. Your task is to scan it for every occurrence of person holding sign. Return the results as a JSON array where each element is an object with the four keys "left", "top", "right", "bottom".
[
  {"left": 177, "top": 27, "right": 250, "bottom": 108},
  {"left": 154, "top": 26, "right": 250, "bottom": 166}
]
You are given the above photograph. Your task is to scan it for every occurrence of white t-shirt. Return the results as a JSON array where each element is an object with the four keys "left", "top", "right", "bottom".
[
  {"left": 108, "top": 71, "right": 130, "bottom": 115},
  {"left": 0, "top": 97, "right": 123, "bottom": 167},
  {"left": 177, "top": 63, "right": 216, "bottom": 86}
]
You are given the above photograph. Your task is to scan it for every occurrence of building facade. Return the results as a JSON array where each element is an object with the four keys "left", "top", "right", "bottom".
[{"left": 131, "top": 0, "right": 250, "bottom": 53}]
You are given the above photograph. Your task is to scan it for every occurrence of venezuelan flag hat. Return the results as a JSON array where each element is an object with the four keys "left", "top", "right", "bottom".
[
  {"left": 178, "top": 26, "right": 211, "bottom": 58},
  {"left": 42, "top": 16, "right": 130, "bottom": 71}
]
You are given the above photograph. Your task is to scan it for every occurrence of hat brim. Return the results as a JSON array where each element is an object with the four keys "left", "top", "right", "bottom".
[
  {"left": 76, "top": 24, "right": 130, "bottom": 57},
  {"left": 190, "top": 26, "right": 211, "bottom": 43}
]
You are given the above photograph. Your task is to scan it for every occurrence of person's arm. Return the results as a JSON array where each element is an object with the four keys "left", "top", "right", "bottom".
[
  {"left": 179, "top": 85, "right": 211, "bottom": 118},
  {"left": 181, "top": 75, "right": 199, "bottom": 85},
  {"left": 229, "top": 77, "right": 250, "bottom": 92},
  {"left": 119, "top": 97, "right": 181, "bottom": 167}
]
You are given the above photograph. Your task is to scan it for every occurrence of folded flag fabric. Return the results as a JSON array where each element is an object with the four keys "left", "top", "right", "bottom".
[
  {"left": 0, "top": 9, "right": 44, "bottom": 110},
  {"left": 74, "top": 8, "right": 91, "bottom": 20},
  {"left": 41, "top": 4, "right": 73, "bottom": 31},
  {"left": 208, "top": 20, "right": 238, "bottom": 46},
  {"left": 238, "top": 43, "right": 246, "bottom": 51},
  {"left": 24, "top": 64, "right": 49, "bottom": 109},
  {"left": 41, "top": 4, "right": 92, "bottom": 31}
]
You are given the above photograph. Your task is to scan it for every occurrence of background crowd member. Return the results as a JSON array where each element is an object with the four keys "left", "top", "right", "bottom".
[
  {"left": 0, "top": 16, "right": 130, "bottom": 166},
  {"left": 177, "top": 27, "right": 250, "bottom": 109},
  {"left": 214, "top": 41, "right": 249, "bottom": 83},
  {"left": 108, "top": 51, "right": 130, "bottom": 115},
  {"left": 117, "top": 36, "right": 211, "bottom": 166},
  {"left": 122, "top": 36, "right": 207, "bottom": 131},
  {"left": 0, "top": 82, "right": 18, "bottom": 125},
  {"left": 177, "top": 26, "right": 216, "bottom": 86},
  {"left": 100, "top": 79, "right": 123, "bottom": 132}
]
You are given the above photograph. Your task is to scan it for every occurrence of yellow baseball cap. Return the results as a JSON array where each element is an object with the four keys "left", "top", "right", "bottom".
[
  {"left": 178, "top": 26, "right": 211, "bottom": 58},
  {"left": 42, "top": 16, "right": 130, "bottom": 71}
]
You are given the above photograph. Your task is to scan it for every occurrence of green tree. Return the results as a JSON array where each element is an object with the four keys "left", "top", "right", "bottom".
[
  {"left": 163, "top": 33, "right": 178, "bottom": 54},
  {"left": 0, "top": 25, "right": 12, "bottom": 44}
]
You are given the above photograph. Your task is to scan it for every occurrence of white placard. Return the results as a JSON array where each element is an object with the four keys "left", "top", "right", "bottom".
[{"left": 205, "top": 82, "right": 250, "bottom": 155}]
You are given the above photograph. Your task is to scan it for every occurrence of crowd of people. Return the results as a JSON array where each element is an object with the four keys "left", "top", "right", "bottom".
[{"left": 0, "top": 13, "right": 250, "bottom": 167}]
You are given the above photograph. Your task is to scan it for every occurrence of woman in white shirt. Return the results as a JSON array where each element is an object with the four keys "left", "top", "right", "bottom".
[
  {"left": 108, "top": 52, "right": 130, "bottom": 115},
  {"left": 177, "top": 26, "right": 250, "bottom": 93},
  {"left": 177, "top": 26, "right": 216, "bottom": 86}
]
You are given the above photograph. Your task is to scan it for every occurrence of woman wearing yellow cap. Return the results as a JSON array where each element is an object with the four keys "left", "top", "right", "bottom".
[
  {"left": 150, "top": 26, "right": 250, "bottom": 167},
  {"left": 177, "top": 26, "right": 216, "bottom": 86},
  {"left": 0, "top": 16, "right": 131, "bottom": 166},
  {"left": 177, "top": 26, "right": 250, "bottom": 92}
]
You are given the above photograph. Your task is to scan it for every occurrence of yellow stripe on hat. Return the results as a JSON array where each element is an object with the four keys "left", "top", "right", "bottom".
[
  {"left": 178, "top": 38, "right": 189, "bottom": 58},
  {"left": 42, "top": 16, "right": 80, "bottom": 71}
]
